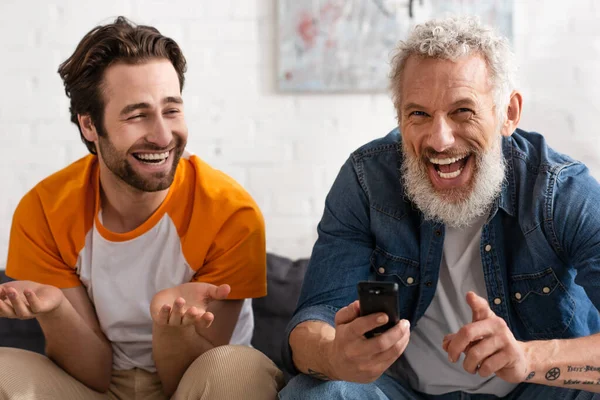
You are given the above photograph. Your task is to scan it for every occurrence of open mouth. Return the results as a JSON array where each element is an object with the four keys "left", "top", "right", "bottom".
[
  {"left": 429, "top": 154, "right": 470, "bottom": 179},
  {"left": 132, "top": 151, "right": 170, "bottom": 165}
]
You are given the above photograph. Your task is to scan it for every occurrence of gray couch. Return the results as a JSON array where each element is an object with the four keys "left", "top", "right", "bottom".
[{"left": 0, "top": 253, "right": 309, "bottom": 371}]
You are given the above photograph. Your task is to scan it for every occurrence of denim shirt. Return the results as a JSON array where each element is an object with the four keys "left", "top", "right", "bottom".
[{"left": 282, "top": 127, "right": 600, "bottom": 378}]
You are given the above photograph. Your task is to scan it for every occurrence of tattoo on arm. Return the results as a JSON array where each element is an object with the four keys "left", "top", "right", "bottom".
[
  {"left": 567, "top": 365, "right": 600, "bottom": 373},
  {"left": 545, "top": 367, "right": 560, "bottom": 381},
  {"left": 525, "top": 371, "right": 535, "bottom": 381},
  {"left": 307, "top": 368, "right": 331, "bottom": 381}
]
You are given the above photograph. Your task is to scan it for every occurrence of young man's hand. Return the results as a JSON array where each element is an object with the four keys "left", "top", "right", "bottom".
[
  {"left": 150, "top": 282, "right": 230, "bottom": 334},
  {"left": 324, "top": 300, "right": 411, "bottom": 383},
  {"left": 0, "top": 280, "right": 64, "bottom": 319}
]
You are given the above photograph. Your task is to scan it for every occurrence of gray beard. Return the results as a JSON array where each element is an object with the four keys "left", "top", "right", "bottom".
[{"left": 401, "top": 137, "right": 506, "bottom": 228}]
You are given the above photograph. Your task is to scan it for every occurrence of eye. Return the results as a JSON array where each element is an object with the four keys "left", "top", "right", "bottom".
[
  {"left": 164, "top": 109, "right": 180, "bottom": 115},
  {"left": 127, "top": 114, "right": 144, "bottom": 120},
  {"left": 409, "top": 111, "right": 428, "bottom": 117},
  {"left": 455, "top": 108, "right": 473, "bottom": 114}
]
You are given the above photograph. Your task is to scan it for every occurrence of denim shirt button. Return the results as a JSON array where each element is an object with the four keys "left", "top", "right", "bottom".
[
  {"left": 425, "top": 281, "right": 433, "bottom": 287},
  {"left": 515, "top": 292, "right": 522, "bottom": 300},
  {"left": 407, "top": 277, "right": 414, "bottom": 284},
  {"left": 493, "top": 297, "right": 502, "bottom": 305},
  {"left": 485, "top": 244, "right": 492, "bottom": 252},
  {"left": 378, "top": 267, "right": 385, "bottom": 274},
  {"left": 543, "top": 286, "right": 551, "bottom": 294}
]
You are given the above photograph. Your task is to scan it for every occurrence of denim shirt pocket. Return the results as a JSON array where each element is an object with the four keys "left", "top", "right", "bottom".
[
  {"left": 370, "top": 248, "right": 420, "bottom": 321},
  {"left": 510, "top": 268, "right": 576, "bottom": 339}
]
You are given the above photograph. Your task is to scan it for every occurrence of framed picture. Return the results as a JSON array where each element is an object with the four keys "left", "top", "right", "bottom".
[{"left": 277, "top": 0, "right": 514, "bottom": 92}]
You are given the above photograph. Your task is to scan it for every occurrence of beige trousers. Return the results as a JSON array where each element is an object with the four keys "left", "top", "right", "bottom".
[{"left": 0, "top": 345, "right": 284, "bottom": 400}]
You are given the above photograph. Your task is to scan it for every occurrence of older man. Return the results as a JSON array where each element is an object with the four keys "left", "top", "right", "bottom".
[{"left": 279, "top": 16, "right": 600, "bottom": 400}]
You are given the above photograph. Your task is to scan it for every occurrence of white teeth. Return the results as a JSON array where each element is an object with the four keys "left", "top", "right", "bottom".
[
  {"left": 429, "top": 155, "right": 467, "bottom": 165},
  {"left": 136, "top": 151, "right": 169, "bottom": 161},
  {"left": 437, "top": 167, "right": 463, "bottom": 179}
]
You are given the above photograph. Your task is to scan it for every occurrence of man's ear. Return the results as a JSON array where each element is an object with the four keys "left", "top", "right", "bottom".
[
  {"left": 78, "top": 114, "right": 98, "bottom": 142},
  {"left": 500, "top": 90, "right": 523, "bottom": 137}
]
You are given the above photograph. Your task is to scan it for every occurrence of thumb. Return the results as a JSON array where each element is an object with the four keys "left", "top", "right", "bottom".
[
  {"left": 204, "top": 284, "right": 231, "bottom": 303},
  {"left": 334, "top": 300, "right": 360, "bottom": 326},
  {"left": 466, "top": 291, "right": 494, "bottom": 322}
]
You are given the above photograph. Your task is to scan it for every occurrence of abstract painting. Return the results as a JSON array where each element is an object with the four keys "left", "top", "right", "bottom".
[{"left": 278, "top": 0, "right": 514, "bottom": 92}]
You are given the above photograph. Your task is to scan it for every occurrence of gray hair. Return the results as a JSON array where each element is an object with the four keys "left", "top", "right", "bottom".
[{"left": 389, "top": 16, "right": 516, "bottom": 125}]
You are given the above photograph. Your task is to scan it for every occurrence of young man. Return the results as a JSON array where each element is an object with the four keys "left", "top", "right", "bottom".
[
  {"left": 0, "top": 17, "right": 282, "bottom": 400},
  {"left": 280, "top": 16, "right": 600, "bottom": 400}
]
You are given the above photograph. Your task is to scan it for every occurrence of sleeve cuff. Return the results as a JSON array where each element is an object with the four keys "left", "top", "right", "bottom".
[{"left": 281, "top": 304, "right": 339, "bottom": 380}]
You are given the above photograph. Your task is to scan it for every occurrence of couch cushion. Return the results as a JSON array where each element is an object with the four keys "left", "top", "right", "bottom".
[
  {"left": 251, "top": 254, "right": 308, "bottom": 369},
  {"left": 0, "top": 271, "right": 46, "bottom": 354}
]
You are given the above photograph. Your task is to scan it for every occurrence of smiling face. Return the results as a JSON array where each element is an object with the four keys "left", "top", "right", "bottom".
[
  {"left": 93, "top": 59, "right": 187, "bottom": 192},
  {"left": 398, "top": 54, "right": 510, "bottom": 227}
]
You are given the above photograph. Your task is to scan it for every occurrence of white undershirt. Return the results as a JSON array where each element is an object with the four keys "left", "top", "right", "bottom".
[{"left": 400, "top": 215, "right": 517, "bottom": 395}]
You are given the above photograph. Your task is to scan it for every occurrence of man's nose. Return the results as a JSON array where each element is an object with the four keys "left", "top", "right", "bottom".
[
  {"left": 427, "top": 115, "right": 455, "bottom": 153},
  {"left": 147, "top": 115, "right": 173, "bottom": 148}
]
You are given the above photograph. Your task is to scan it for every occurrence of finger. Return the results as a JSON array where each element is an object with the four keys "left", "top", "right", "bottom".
[
  {"left": 168, "top": 298, "right": 186, "bottom": 326},
  {"left": 349, "top": 312, "right": 390, "bottom": 338},
  {"left": 194, "top": 311, "right": 214, "bottom": 330},
  {"left": 446, "top": 321, "right": 496, "bottom": 363},
  {"left": 6, "top": 289, "right": 31, "bottom": 319},
  {"left": 442, "top": 333, "right": 455, "bottom": 352},
  {"left": 364, "top": 319, "right": 410, "bottom": 356},
  {"left": 466, "top": 291, "right": 495, "bottom": 322},
  {"left": 157, "top": 304, "right": 171, "bottom": 325},
  {"left": 203, "top": 284, "right": 231, "bottom": 304},
  {"left": 0, "top": 298, "right": 16, "bottom": 318},
  {"left": 477, "top": 351, "right": 511, "bottom": 378},
  {"left": 182, "top": 306, "right": 200, "bottom": 325},
  {"left": 373, "top": 322, "right": 411, "bottom": 365},
  {"left": 462, "top": 335, "right": 502, "bottom": 374},
  {"left": 24, "top": 290, "right": 44, "bottom": 314},
  {"left": 334, "top": 301, "right": 360, "bottom": 326},
  {"left": 0, "top": 288, "right": 7, "bottom": 301}
]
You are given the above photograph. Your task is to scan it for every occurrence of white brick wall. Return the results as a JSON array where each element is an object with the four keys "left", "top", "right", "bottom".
[{"left": 1, "top": 0, "right": 599, "bottom": 267}]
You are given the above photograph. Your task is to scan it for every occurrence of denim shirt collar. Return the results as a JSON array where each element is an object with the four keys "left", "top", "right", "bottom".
[{"left": 488, "top": 136, "right": 516, "bottom": 221}]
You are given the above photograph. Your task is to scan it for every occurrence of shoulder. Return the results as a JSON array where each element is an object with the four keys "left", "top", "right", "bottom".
[
  {"left": 173, "top": 154, "right": 263, "bottom": 233},
  {"left": 508, "top": 128, "right": 580, "bottom": 175},
  {"left": 351, "top": 128, "right": 401, "bottom": 161},
  {"left": 184, "top": 154, "right": 259, "bottom": 211},
  {"left": 16, "top": 155, "right": 97, "bottom": 222}
]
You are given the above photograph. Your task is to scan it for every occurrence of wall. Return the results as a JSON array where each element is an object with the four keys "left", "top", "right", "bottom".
[{"left": 0, "top": 0, "right": 599, "bottom": 267}]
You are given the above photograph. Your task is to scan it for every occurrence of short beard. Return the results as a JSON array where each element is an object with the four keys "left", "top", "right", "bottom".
[
  {"left": 401, "top": 137, "right": 505, "bottom": 228},
  {"left": 96, "top": 124, "right": 185, "bottom": 193}
]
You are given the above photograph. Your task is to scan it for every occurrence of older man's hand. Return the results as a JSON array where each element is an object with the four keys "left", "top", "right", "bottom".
[
  {"left": 443, "top": 291, "right": 531, "bottom": 383},
  {"left": 323, "top": 300, "right": 411, "bottom": 383}
]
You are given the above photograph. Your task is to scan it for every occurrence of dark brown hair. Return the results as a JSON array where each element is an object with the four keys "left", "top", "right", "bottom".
[{"left": 58, "top": 16, "right": 187, "bottom": 154}]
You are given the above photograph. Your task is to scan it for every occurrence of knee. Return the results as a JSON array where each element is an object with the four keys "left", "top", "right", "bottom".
[
  {"left": 0, "top": 347, "right": 50, "bottom": 375},
  {"left": 0, "top": 348, "right": 54, "bottom": 398},
  {"left": 193, "top": 345, "right": 280, "bottom": 379},
  {"left": 173, "top": 345, "right": 284, "bottom": 400}
]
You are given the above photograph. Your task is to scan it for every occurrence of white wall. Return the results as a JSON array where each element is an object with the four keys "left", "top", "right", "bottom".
[{"left": 1, "top": 0, "right": 599, "bottom": 267}]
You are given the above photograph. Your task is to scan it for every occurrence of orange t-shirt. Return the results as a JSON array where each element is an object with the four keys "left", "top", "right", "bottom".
[{"left": 6, "top": 153, "right": 266, "bottom": 371}]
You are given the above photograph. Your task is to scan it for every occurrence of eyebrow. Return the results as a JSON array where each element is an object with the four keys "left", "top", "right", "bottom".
[
  {"left": 119, "top": 96, "right": 184, "bottom": 116},
  {"left": 402, "top": 98, "right": 478, "bottom": 113}
]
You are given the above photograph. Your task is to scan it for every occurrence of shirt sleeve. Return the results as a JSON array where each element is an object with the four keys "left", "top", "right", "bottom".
[
  {"left": 191, "top": 204, "right": 267, "bottom": 300},
  {"left": 551, "top": 162, "right": 600, "bottom": 308},
  {"left": 281, "top": 156, "right": 375, "bottom": 377},
  {"left": 6, "top": 189, "right": 81, "bottom": 288}
]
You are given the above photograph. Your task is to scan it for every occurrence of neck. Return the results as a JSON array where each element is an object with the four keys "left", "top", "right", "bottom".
[{"left": 98, "top": 166, "right": 169, "bottom": 233}]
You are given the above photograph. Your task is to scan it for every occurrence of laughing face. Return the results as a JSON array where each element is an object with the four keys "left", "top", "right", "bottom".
[
  {"left": 398, "top": 55, "right": 512, "bottom": 227},
  {"left": 93, "top": 59, "right": 187, "bottom": 192}
]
